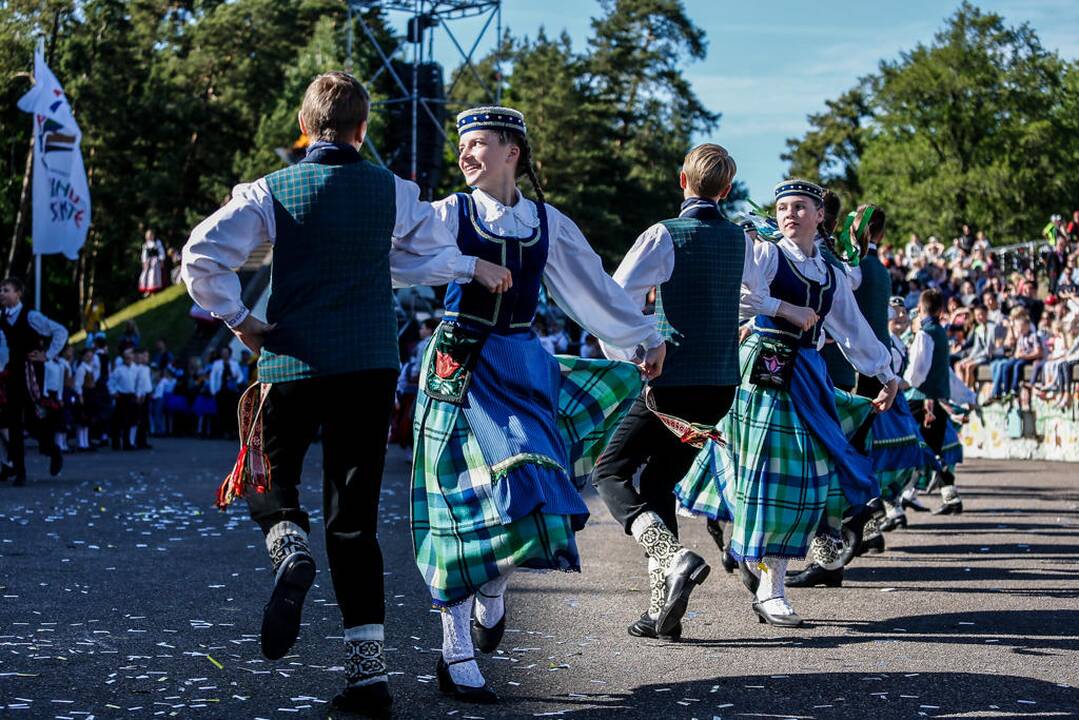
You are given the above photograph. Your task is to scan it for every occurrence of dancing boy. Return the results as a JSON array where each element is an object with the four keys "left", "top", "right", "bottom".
[{"left": 183, "top": 72, "right": 510, "bottom": 716}]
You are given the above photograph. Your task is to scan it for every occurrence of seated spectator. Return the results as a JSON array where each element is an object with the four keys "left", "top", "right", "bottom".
[
  {"left": 990, "top": 310, "right": 1042, "bottom": 401},
  {"left": 957, "top": 304, "right": 1005, "bottom": 388}
]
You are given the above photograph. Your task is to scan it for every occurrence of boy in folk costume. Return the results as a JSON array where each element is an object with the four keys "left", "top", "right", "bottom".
[
  {"left": 0, "top": 277, "right": 67, "bottom": 485},
  {"left": 675, "top": 180, "right": 898, "bottom": 626},
  {"left": 413, "top": 107, "right": 664, "bottom": 703},
  {"left": 905, "top": 288, "right": 964, "bottom": 515},
  {"left": 592, "top": 144, "right": 752, "bottom": 641},
  {"left": 182, "top": 73, "right": 510, "bottom": 717}
]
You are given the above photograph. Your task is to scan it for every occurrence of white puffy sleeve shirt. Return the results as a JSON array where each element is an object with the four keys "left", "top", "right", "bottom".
[
  {"left": 182, "top": 174, "right": 477, "bottom": 327},
  {"left": 743, "top": 238, "right": 896, "bottom": 384},
  {"left": 431, "top": 189, "right": 663, "bottom": 358}
]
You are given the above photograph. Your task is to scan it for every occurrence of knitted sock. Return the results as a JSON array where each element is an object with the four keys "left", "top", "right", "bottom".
[
  {"left": 343, "top": 624, "right": 387, "bottom": 687},
  {"left": 646, "top": 556, "right": 665, "bottom": 621},
  {"left": 811, "top": 534, "right": 844, "bottom": 571},
  {"left": 884, "top": 501, "right": 904, "bottom": 520},
  {"left": 265, "top": 521, "right": 311, "bottom": 576},
  {"left": 631, "top": 511, "right": 685, "bottom": 571},
  {"left": 441, "top": 600, "right": 485, "bottom": 688},
  {"left": 755, "top": 557, "right": 788, "bottom": 603},
  {"left": 863, "top": 517, "right": 882, "bottom": 540},
  {"left": 474, "top": 570, "right": 512, "bottom": 629}
]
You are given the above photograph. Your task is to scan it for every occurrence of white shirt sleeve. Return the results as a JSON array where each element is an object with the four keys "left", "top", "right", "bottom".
[
  {"left": 740, "top": 240, "right": 782, "bottom": 319},
  {"left": 389, "top": 176, "right": 476, "bottom": 288},
  {"left": 26, "top": 310, "right": 68, "bottom": 360},
  {"left": 904, "top": 331, "right": 934, "bottom": 388},
  {"left": 540, "top": 207, "right": 662, "bottom": 360},
  {"left": 848, "top": 264, "right": 863, "bottom": 291},
  {"left": 610, "top": 224, "right": 675, "bottom": 313},
  {"left": 822, "top": 270, "right": 897, "bottom": 383},
  {"left": 181, "top": 179, "right": 275, "bottom": 328}
]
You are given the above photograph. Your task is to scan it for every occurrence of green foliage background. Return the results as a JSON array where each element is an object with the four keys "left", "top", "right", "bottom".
[{"left": 783, "top": 2, "right": 1079, "bottom": 246}]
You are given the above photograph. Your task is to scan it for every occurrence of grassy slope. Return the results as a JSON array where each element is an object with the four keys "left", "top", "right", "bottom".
[{"left": 68, "top": 283, "right": 197, "bottom": 350}]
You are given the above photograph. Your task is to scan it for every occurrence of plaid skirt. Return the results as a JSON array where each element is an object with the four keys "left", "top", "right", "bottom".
[
  {"left": 675, "top": 334, "right": 874, "bottom": 561},
  {"left": 869, "top": 393, "right": 935, "bottom": 501},
  {"left": 412, "top": 334, "right": 642, "bottom": 607}
]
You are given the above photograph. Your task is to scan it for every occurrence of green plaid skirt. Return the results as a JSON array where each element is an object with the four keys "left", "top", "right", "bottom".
[
  {"left": 412, "top": 345, "right": 642, "bottom": 607},
  {"left": 675, "top": 335, "right": 873, "bottom": 561}
]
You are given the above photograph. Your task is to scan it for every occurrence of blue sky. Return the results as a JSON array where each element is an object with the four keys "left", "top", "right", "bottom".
[{"left": 378, "top": 0, "right": 1078, "bottom": 201}]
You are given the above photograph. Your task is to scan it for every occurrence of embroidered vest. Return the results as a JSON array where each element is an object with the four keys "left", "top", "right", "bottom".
[
  {"left": 258, "top": 157, "right": 398, "bottom": 383},
  {"left": 754, "top": 248, "right": 836, "bottom": 348},
  {"left": 442, "top": 192, "right": 549, "bottom": 335},
  {"left": 652, "top": 210, "right": 744, "bottom": 387}
]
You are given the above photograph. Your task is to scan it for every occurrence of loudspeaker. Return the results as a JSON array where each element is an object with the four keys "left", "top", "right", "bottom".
[{"left": 384, "top": 61, "right": 446, "bottom": 198}]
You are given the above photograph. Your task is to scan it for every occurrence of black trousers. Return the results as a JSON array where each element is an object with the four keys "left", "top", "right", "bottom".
[
  {"left": 592, "top": 384, "right": 736, "bottom": 537},
  {"left": 112, "top": 394, "right": 136, "bottom": 449},
  {"left": 855, "top": 374, "right": 883, "bottom": 399},
  {"left": 908, "top": 398, "right": 955, "bottom": 486},
  {"left": 246, "top": 369, "right": 397, "bottom": 628},
  {"left": 4, "top": 380, "right": 59, "bottom": 480}
]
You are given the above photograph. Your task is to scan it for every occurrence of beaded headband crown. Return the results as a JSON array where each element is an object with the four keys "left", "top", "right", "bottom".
[
  {"left": 456, "top": 106, "right": 527, "bottom": 136},
  {"left": 773, "top": 179, "right": 824, "bottom": 204}
]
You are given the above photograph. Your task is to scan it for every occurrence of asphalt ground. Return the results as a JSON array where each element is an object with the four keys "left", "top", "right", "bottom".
[{"left": 1, "top": 439, "right": 1077, "bottom": 720}]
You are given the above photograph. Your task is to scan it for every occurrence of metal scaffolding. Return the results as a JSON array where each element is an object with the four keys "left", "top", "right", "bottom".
[{"left": 345, "top": 1, "right": 503, "bottom": 185}]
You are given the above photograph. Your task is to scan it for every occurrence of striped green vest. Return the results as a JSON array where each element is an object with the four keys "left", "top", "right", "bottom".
[
  {"left": 817, "top": 243, "right": 856, "bottom": 389},
  {"left": 257, "top": 160, "right": 398, "bottom": 383},
  {"left": 652, "top": 216, "right": 744, "bottom": 387}
]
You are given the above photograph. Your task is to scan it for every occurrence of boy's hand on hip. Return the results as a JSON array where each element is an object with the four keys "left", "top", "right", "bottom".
[{"left": 232, "top": 315, "right": 275, "bottom": 354}]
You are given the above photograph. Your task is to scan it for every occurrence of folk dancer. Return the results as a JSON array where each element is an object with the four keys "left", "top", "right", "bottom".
[{"left": 412, "top": 106, "right": 665, "bottom": 703}]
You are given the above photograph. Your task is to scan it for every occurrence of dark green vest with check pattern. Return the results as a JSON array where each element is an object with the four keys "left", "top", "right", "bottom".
[
  {"left": 652, "top": 217, "right": 744, "bottom": 387},
  {"left": 854, "top": 251, "right": 890, "bottom": 346},
  {"left": 917, "top": 319, "right": 951, "bottom": 400},
  {"left": 258, "top": 161, "right": 398, "bottom": 383},
  {"left": 818, "top": 243, "right": 857, "bottom": 390}
]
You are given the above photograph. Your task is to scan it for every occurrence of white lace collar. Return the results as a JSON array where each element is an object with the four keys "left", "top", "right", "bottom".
[{"left": 471, "top": 187, "right": 540, "bottom": 229}]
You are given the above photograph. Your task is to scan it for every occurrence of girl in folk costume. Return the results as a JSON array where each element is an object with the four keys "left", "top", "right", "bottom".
[
  {"left": 675, "top": 180, "right": 898, "bottom": 627},
  {"left": 138, "top": 229, "right": 167, "bottom": 296},
  {"left": 788, "top": 205, "right": 933, "bottom": 588},
  {"left": 414, "top": 107, "right": 665, "bottom": 703}
]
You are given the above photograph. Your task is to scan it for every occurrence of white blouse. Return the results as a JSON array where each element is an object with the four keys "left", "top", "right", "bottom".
[
  {"left": 741, "top": 237, "right": 896, "bottom": 384},
  {"left": 431, "top": 189, "right": 662, "bottom": 357}
]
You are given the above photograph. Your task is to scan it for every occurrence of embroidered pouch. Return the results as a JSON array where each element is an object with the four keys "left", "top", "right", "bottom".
[
  {"left": 750, "top": 335, "right": 798, "bottom": 390},
  {"left": 424, "top": 322, "right": 487, "bottom": 405}
]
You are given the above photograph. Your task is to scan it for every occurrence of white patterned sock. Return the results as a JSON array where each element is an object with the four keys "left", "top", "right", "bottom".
[
  {"left": 441, "top": 600, "right": 485, "bottom": 688},
  {"left": 630, "top": 511, "right": 683, "bottom": 571},
  {"left": 755, "top": 557, "right": 788, "bottom": 603},
  {"left": 265, "top": 521, "right": 311, "bottom": 576},
  {"left": 343, "top": 624, "right": 387, "bottom": 687},
  {"left": 474, "top": 570, "right": 511, "bottom": 629}
]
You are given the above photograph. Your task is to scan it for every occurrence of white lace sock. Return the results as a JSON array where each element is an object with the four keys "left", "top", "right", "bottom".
[
  {"left": 441, "top": 600, "right": 485, "bottom": 688},
  {"left": 474, "top": 570, "right": 512, "bottom": 629},
  {"left": 811, "top": 534, "right": 845, "bottom": 571},
  {"left": 755, "top": 557, "right": 788, "bottom": 603}
]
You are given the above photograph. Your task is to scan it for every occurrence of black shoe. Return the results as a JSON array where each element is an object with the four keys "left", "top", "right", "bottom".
[
  {"left": 738, "top": 559, "right": 760, "bottom": 595},
  {"left": 49, "top": 449, "right": 63, "bottom": 477},
  {"left": 705, "top": 518, "right": 725, "bottom": 553},
  {"left": 0, "top": 463, "right": 11, "bottom": 482},
  {"left": 721, "top": 549, "right": 738, "bottom": 574},
  {"left": 785, "top": 562, "right": 843, "bottom": 588},
  {"left": 752, "top": 599, "right": 805, "bottom": 628},
  {"left": 627, "top": 612, "right": 682, "bottom": 641},
  {"left": 901, "top": 495, "right": 930, "bottom": 513},
  {"left": 331, "top": 681, "right": 393, "bottom": 719},
  {"left": 471, "top": 601, "right": 506, "bottom": 654},
  {"left": 436, "top": 656, "right": 498, "bottom": 704},
  {"left": 932, "top": 500, "right": 964, "bottom": 515},
  {"left": 260, "top": 552, "right": 316, "bottom": 660},
  {"left": 856, "top": 533, "right": 885, "bottom": 556},
  {"left": 656, "top": 551, "right": 710, "bottom": 636},
  {"left": 880, "top": 514, "right": 908, "bottom": 532}
]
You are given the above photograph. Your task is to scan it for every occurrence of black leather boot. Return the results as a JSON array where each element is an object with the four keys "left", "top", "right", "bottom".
[{"left": 785, "top": 562, "right": 844, "bottom": 588}]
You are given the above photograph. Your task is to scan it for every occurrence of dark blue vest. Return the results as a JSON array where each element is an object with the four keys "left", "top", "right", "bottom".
[
  {"left": 443, "top": 192, "right": 549, "bottom": 335},
  {"left": 754, "top": 247, "right": 837, "bottom": 348}
]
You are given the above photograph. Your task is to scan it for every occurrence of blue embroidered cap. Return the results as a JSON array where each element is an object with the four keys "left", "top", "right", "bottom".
[
  {"left": 773, "top": 178, "right": 824, "bottom": 204},
  {"left": 456, "top": 106, "right": 527, "bottom": 136}
]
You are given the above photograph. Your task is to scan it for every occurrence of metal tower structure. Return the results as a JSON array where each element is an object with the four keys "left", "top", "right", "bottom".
[{"left": 345, "top": 1, "right": 503, "bottom": 194}]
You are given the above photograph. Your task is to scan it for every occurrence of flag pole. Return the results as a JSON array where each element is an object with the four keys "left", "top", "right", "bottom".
[{"left": 34, "top": 252, "right": 41, "bottom": 309}]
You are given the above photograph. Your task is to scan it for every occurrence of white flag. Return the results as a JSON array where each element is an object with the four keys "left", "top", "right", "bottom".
[{"left": 16, "top": 39, "right": 90, "bottom": 260}]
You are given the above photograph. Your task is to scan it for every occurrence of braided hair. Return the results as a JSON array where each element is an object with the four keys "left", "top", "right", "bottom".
[
  {"left": 818, "top": 189, "right": 841, "bottom": 253},
  {"left": 497, "top": 130, "right": 545, "bottom": 205}
]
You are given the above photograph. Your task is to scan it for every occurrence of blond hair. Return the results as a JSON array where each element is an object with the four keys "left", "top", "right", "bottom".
[
  {"left": 683, "top": 144, "right": 736, "bottom": 198},
  {"left": 299, "top": 72, "right": 369, "bottom": 142}
]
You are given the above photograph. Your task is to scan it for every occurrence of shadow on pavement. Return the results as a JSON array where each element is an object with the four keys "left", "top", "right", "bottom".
[{"left": 513, "top": 671, "right": 1078, "bottom": 720}]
